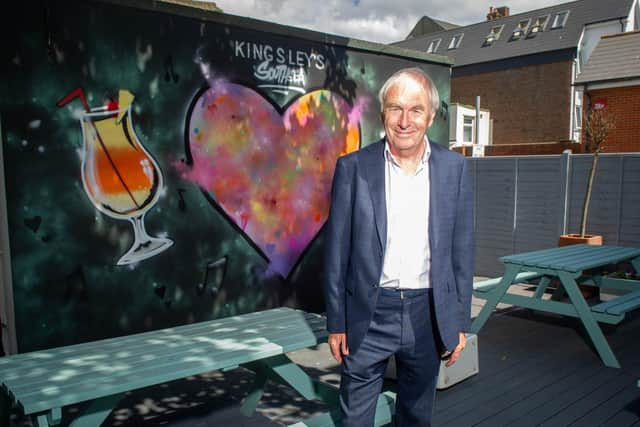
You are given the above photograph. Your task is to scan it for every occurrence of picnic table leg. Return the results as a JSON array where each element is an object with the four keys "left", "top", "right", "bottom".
[
  {"left": 558, "top": 271, "right": 621, "bottom": 369},
  {"left": 67, "top": 393, "right": 123, "bottom": 427},
  {"left": 240, "top": 364, "right": 269, "bottom": 416},
  {"left": 471, "top": 265, "right": 521, "bottom": 334},
  {"left": 32, "top": 407, "right": 61, "bottom": 427},
  {"left": 533, "top": 276, "right": 551, "bottom": 299},
  {"left": 550, "top": 283, "right": 566, "bottom": 301},
  {"left": 243, "top": 354, "right": 339, "bottom": 408},
  {"left": 34, "top": 414, "right": 50, "bottom": 427},
  {"left": 631, "top": 256, "right": 640, "bottom": 275}
]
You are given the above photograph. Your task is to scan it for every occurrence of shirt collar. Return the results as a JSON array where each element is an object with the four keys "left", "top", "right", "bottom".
[{"left": 384, "top": 136, "right": 431, "bottom": 166}]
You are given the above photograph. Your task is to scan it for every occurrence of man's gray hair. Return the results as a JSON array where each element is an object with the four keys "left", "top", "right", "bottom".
[{"left": 378, "top": 67, "right": 440, "bottom": 114}]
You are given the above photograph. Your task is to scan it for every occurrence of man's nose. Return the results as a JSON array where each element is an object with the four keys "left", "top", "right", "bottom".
[{"left": 398, "top": 111, "right": 410, "bottom": 127}]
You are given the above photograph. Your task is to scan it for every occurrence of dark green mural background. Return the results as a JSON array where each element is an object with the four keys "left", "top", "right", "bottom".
[{"left": 0, "top": 0, "right": 450, "bottom": 352}]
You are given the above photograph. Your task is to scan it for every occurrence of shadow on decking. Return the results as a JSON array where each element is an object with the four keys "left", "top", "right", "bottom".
[{"left": 8, "top": 307, "right": 640, "bottom": 427}]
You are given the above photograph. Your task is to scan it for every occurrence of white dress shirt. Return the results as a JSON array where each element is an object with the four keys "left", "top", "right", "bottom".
[{"left": 379, "top": 138, "right": 431, "bottom": 289}]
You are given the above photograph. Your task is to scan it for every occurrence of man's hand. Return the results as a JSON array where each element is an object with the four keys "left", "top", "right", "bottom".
[
  {"left": 328, "top": 333, "right": 349, "bottom": 364},
  {"left": 445, "top": 332, "right": 466, "bottom": 367}
]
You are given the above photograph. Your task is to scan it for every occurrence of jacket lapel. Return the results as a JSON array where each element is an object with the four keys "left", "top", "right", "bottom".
[
  {"left": 363, "top": 140, "right": 387, "bottom": 252},
  {"left": 428, "top": 143, "right": 442, "bottom": 252}
]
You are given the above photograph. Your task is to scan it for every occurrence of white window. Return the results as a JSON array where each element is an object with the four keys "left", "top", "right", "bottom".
[
  {"left": 574, "top": 90, "right": 583, "bottom": 130},
  {"left": 528, "top": 15, "right": 549, "bottom": 36},
  {"left": 511, "top": 19, "right": 530, "bottom": 39},
  {"left": 484, "top": 25, "right": 504, "bottom": 45},
  {"left": 463, "top": 116, "right": 474, "bottom": 143},
  {"left": 552, "top": 11, "right": 569, "bottom": 29},
  {"left": 427, "top": 39, "right": 441, "bottom": 53},
  {"left": 448, "top": 34, "right": 463, "bottom": 50}
]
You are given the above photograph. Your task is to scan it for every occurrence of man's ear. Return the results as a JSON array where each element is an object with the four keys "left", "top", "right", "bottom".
[{"left": 427, "top": 110, "right": 436, "bottom": 128}]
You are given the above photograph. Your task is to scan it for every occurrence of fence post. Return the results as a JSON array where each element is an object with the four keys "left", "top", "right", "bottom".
[{"left": 559, "top": 151, "right": 571, "bottom": 236}]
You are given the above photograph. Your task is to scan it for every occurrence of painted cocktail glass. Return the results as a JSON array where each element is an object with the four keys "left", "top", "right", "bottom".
[{"left": 80, "top": 105, "right": 172, "bottom": 265}]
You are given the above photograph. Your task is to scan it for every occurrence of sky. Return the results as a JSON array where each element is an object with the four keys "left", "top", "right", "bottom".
[{"left": 212, "top": 0, "right": 573, "bottom": 44}]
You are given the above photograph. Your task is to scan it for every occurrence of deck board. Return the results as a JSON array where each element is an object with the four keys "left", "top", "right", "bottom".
[{"left": 433, "top": 307, "right": 640, "bottom": 426}]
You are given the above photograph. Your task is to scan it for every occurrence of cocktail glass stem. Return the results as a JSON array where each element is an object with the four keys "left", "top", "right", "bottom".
[{"left": 117, "top": 214, "right": 173, "bottom": 265}]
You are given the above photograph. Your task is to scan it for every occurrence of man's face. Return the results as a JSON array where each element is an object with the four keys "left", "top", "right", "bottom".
[{"left": 381, "top": 77, "right": 435, "bottom": 156}]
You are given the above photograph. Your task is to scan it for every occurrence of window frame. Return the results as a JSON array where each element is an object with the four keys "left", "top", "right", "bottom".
[
  {"left": 427, "top": 38, "right": 441, "bottom": 54},
  {"left": 483, "top": 25, "right": 504, "bottom": 46},
  {"left": 551, "top": 10, "right": 569, "bottom": 29},
  {"left": 511, "top": 19, "right": 531, "bottom": 40},
  {"left": 527, "top": 15, "right": 550, "bottom": 37},
  {"left": 448, "top": 33, "right": 464, "bottom": 50},
  {"left": 463, "top": 115, "right": 475, "bottom": 144}
]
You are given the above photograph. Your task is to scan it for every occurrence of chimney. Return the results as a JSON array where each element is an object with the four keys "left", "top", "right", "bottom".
[{"left": 487, "top": 5, "right": 510, "bottom": 21}]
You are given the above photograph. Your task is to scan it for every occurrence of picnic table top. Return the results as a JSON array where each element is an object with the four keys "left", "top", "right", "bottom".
[
  {"left": 0, "top": 307, "right": 327, "bottom": 414},
  {"left": 500, "top": 244, "right": 640, "bottom": 273}
]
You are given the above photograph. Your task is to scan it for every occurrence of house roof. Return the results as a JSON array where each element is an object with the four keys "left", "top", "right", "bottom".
[
  {"left": 406, "top": 16, "right": 461, "bottom": 39},
  {"left": 574, "top": 31, "right": 640, "bottom": 84},
  {"left": 392, "top": 0, "right": 635, "bottom": 67}
]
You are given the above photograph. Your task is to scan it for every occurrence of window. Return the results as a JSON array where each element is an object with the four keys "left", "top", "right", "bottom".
[
  {"left": 448, "top": 33, "right": 464, "bottom": 50},
  {"left": 552, "top": 11, "right": 569, "bottom": 29},
  {"left": 527, "top": 15, "right": 549, "bottom": 37},
  {"left": 574, "top": 90, "right": 583, "bottom": 130},
  {"left": 483, "top": 25, "right": 504, "bottom": 45},
  {"left": 427, "top": 38, "right": 441, "bottom": 53},
  {"left": 463, "top": 116, "right": 474, "bottom": 143},
  {"left": 511, "top": 19, "right": 530, "bottom": 40}
]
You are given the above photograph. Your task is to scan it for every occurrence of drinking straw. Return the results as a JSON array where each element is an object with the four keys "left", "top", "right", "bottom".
[{"left": 56, "top": 87, "right": 91, "bottom": 112}]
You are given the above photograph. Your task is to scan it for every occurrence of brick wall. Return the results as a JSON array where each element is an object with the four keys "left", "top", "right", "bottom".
[
  {"left": 451, "top": 60, "right": 573, "bottom": 146},
  {"left": 584, "top": 86, "right": 640, "bottom": 153}
]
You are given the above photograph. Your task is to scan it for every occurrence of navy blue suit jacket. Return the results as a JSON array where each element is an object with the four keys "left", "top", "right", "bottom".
[{"left": 323, "top": 139, "right": 474, "bottom": 354}]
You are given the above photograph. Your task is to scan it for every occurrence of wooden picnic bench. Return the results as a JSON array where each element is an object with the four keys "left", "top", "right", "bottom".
[
  {"left": 0, "top": 307, "right": 396, "bottom": 427},
  {"left": 471, "top": 244, "right": 640, "bottom": 369}
]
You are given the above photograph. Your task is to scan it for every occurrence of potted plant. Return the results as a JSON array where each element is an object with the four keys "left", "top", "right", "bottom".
[
  {"left": 559, "top": 107, "right": 615, "bottom": 247},
  {"left": 558, "top": 107, "right": 615, "bottom": 298}
]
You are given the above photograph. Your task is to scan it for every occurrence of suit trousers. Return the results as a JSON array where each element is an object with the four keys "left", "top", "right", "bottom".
[{"left": 340, "top": 287, "right": 440, "bottom": 427}]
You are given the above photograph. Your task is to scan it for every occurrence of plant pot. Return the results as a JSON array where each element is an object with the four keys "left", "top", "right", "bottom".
[
  {"left": 558, "top": 234, "right": 603, "bottom": 299},
  {"left": 558, "top": 234, "right": 603, "bottom": 246}
]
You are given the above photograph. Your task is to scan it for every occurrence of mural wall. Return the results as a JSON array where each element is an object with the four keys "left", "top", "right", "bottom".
[{"left": 0, "top": 0, "right": 450, "bottom": 352}]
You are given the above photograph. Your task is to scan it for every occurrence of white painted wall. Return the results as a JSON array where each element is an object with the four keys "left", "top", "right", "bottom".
[
  {"left": 625, "top": 0, "right": 639, "bottom": 31},
  {"left": 577, "top": 20, "right": 625, "bottom": 73},
  {"left": 449, "top": 103, "right": 491, "bottom": 154}
]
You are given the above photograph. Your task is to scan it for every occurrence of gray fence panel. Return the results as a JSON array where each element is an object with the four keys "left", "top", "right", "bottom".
[
  {"left": 473, "top": 158, "right": 516, "bottom": 277},
  {"left": 619, "top": 155, "right": 640, "bottom": 247},
  {"left": 513, "top": 157, "right": 566, "bottom": 254},
  {"left": 469, "top": 153, "right": 640, "bottom": 277}
]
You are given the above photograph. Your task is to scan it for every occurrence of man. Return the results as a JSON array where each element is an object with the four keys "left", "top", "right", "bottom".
[{"left": 323, "top": 67, "right": 474, "bottom": 427}]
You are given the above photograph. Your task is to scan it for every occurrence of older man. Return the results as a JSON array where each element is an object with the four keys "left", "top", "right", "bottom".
[{"left": 323, "top": 67, "right": 474, "bottom": 426}]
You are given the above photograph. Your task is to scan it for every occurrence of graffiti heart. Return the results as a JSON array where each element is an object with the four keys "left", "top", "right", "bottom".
[{"left": 181, "top": 81, "right": 363, "bottom": 277}]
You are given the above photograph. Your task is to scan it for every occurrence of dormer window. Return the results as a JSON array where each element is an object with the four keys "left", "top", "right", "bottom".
[
  {"left": 483, "top": 25, "right": 504, "bottom": 46},
  {"left": 527, "top": 15, "right": 549, "bottom": 37},
  {"left": 427, "top": 38, "right": 441, "bottom": 53},
  {"left": 448, "top": 33, "right": 464, "bottom": 50},
  {"left": 552, "top": 10, "right": 569, "bottom": 29},
  {"left": 511, "top": 19, "right": 531, "bottom": 40}
]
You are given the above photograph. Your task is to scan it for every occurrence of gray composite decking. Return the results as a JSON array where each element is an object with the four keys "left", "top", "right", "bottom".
[{"left": 434, "top": 307, "right": 640, "bottom": 427}]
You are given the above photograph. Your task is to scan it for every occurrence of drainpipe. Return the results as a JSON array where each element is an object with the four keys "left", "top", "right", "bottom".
[{"left": 475, "top": 96, "right": 481, "bottom": 146}]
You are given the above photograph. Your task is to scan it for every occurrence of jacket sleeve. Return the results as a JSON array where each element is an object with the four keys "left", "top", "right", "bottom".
[
  {"left": 452, "top": 158, "right": 474, "bottom": 332},
  {"left": 323, "top": 157, "right": 353, "bottom": 333}
]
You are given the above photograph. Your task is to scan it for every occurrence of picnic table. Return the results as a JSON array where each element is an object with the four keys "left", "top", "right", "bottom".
[
  {"left": 0, "top": 307, "right": 395, "bottom": 427},
  {"left": 471, "top": 244, "right": 640, "bottom": 369}
]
